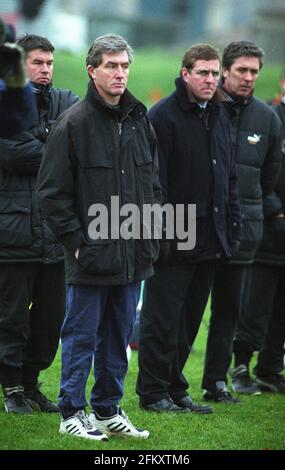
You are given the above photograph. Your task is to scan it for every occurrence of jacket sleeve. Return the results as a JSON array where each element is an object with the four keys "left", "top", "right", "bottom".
[
  {"left": 0, "top": 82, "right": 36, "bottom": 138},
  {"left": 148, "top": 105, "right": 173, "bottom": 204},
  {"left": 36, "top": 118, "right": 84, "bottom": 252},
  {"left": 263, "top": 191, "right": 283, "bottom": 218},
  {"left": 148, "top": 121, "right": 162, "bottom": 206},
  {"left": 0, "top": 130, "right": 44, "bottom": 174},
  {"left": 260, "top": 111, "right": 282, "bottom": 198}
]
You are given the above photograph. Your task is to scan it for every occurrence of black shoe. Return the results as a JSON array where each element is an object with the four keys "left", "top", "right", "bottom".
[
  {"left": 256, "top": 374, "right": 285, "bottom": 394},
  {"left": 3, "top": 386, "right": 33, "bottom": 414},
  {"left": 203, "top": 389, "right": 242, "bottom": 404},
  {"left": 140, "top": 397, "right": 189, "bottom": 413},
  {"left": 174, "top": 395, "right": 213, "bottom": 414},
  {"left": 24, "top": 384, "right": 59, "bottom": 413},
  {"left": 230, "top": 364, "right": 261, "bottom": 395}
]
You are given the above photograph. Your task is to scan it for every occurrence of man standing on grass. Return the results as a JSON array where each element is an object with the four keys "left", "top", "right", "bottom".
[
  {"left": 37, "top": 34, "right": 161, "bottom": 441},
  {"left": 201, "top": 42, "right": 281, "bottom": 402},
  {"left": 0, "top": 34, "right": 78, "bottom": 415},
  {"left": 136, "top": 44, "right": 241, "bottom": 413}
]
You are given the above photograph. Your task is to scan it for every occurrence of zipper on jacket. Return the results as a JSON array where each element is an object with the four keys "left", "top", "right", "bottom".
[{"left": 118, "top": 121, "right": 122, "bottom": 136}]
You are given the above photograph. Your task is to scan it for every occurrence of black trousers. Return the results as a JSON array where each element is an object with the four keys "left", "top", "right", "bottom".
[
  {"left": 136, "top": 263, "right": 214, "bottom": 405},
  {"left": 201, "top": 264, "right": 249, "bottom": 390},
  {"left": 233, "top": 263, "right": 276, "bottom": 366},
  {"left": 0, "top": 262, "right": 65, "bottom": 387},
  {"left": 234, "top": 263, "right": 285, "bottom": 376}
]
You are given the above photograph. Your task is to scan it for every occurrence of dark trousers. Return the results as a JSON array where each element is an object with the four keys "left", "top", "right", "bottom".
[
  {"left": 136, "top": 263, "right": 214, "bottom": 405},
  {"left": 59, "top": 282, "right": 140, "bottom": 417},
  {"left": 236, "top": 264, "right": 285, "bottom": 377},
  {"left": 201, "top": 264, "right": 249, "bottom": 390},
  {"left": 0, "top": 262, "right": 65, "bottom": 387},
  {"left": 233, "top": 263, "right": 279, "bottom": 367}
]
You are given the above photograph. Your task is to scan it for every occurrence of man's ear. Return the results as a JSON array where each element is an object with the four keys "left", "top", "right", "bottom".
[
  {"left": 87, "top": 65, "right": 96, "bottom": 79},
  {"left": 181, "top": 67, "right": 189, "bottom": 83},
  {"left": 222, "top": 66, "right": 229, "bottom": 79}
]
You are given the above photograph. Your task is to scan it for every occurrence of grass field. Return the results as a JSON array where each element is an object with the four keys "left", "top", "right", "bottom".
[{"left": 0, "top": 304, "right": 284, "bottom": 451}]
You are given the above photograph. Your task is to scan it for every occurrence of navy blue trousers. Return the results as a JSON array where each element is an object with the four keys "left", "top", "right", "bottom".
[{"left": 58, "top": 282, "right": 140, "bottom": 416}]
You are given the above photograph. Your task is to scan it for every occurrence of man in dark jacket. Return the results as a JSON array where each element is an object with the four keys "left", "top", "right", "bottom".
[
  {"left": 202, "top": 41, "right": 282, "bottom": 403},
  {"left": 37, "top": 34, "right": 161, "bottom": 441},
  {"left": 136, "top": 44, "right": 241, "bottom": 413},
  {"left": 231, "top": 77, "right": 285, "bottom": 395},
  {"left": 0, "top": 34, "right": 78, "bottom": 414}
]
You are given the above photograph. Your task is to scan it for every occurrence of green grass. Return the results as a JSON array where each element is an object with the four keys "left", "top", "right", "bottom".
[
  {"left": 52, "top": 48, "right": 283, "bottom": 105},
  {"left": 0, "top": 304, "right": 284, "bottom": 451}
]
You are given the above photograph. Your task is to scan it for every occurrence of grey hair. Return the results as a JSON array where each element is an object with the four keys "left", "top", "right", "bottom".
[{"left": 86, "top": 34, "right": 134, "bottom": 68}]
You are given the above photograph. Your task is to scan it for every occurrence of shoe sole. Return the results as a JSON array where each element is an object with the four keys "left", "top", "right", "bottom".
[
  {"left": 98, "top": 429, "right": 149, "bottom": 439},
  {"left": 4, "top": 402, "right": 33, "bottom": 414},
  {"left": 59, "top": 428, "right": 108, "bottom": 441},
  {"left": 231, "top": 385, "right": 262, "bottom": 395},
  {"left": 256, "top": 380, "right": 284, "bottom": 393}
]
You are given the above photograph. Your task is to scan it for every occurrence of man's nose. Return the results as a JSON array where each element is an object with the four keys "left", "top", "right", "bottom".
[
  {"left": 206, "top": 72, "right": 215, "bottom": 83},
  {"left": 244, "top": 71, "right": 253, "bottom": 81},
  {"left": 116, "top": 66, "right": 125, "bottom": 77},
  {"left": 41, "top": 63, "right": 50, "bottom": 73}
]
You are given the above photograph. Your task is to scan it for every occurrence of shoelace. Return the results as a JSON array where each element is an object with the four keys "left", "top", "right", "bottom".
[
  {"left": 77, "top": 410, "right": 94, "bottom": 430},
  {"left": 118, "top": 408, "right": 134, "bottom": 430}
]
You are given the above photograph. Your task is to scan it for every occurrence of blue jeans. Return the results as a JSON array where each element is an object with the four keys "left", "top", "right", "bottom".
[{"left": 58, "top": 282, "right": 140, "bottom": 416}]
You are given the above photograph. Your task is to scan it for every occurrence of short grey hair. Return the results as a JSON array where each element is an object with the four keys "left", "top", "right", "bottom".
[{"left": 86, "top": 34, "right": 134, "bottom": 68}]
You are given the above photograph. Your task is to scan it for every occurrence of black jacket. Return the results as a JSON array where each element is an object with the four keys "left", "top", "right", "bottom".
[
  {"left": 0, "top": 84, "right": 78, "bottom": 263},
  {"left": 255, "top": 101, "right": 285, "bottom": 266},
  {"left": 220, "top": 89, "right": 282, "bottom": 264},
  {"left": 37, "top": 80, "right": 161, "bottom": 286},
  {"left": 148, "top": 77, "right": 241, "bottom": 264}
]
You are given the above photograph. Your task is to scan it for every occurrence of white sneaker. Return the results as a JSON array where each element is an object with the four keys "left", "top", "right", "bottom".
[
  {"left": 59, "top": 409, "right": 108, "bottom": 441},
  {"left": 89, "top": 407, "right": 149, "bottom": 439}
]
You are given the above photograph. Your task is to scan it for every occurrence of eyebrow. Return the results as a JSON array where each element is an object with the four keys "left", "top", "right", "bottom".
[{"left": 105, "top": 61, "right": 129, "bottom": 66}]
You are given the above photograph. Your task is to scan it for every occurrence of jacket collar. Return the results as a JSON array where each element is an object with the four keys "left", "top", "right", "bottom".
[
  {"left": 174, "top": 76, "right": 222, "bottom": 111},
  {"left": 219, "top": 82, "right": 253, "bottom": 107},
  {"left": 85, "top": 79, "right": 147, "bottom": 119}
]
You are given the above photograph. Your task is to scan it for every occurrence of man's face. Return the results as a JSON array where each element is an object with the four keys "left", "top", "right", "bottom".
[
  {"left": 182, "top": 59, "right": 220, "bottom": 102},
  {"left": 25, "top": 48, "right": 53, "bottom": 85},
  {"left": 87, "top": 51, "right": 130, "bottom": 105},
  {"left": 222, "top": 56, "right": 260, "bottom": 97}
]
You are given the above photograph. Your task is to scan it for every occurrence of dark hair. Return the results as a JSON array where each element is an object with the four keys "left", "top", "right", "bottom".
[
  {"left": 16, "top": 33, "right": 54, "bottom": 53},
  {"left": 182, "top": 43, "right": 220, "bottom": 70},
  {"left": 222, "top": 41, "right": 264, "bottom": 70},
  {"left": 86, "top": 34, "right": 133, "bottom": 68}
]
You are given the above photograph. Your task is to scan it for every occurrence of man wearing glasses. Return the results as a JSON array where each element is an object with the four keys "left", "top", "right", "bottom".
[{"left": 136, "top": 44, "right": 241, "bottom": 413}]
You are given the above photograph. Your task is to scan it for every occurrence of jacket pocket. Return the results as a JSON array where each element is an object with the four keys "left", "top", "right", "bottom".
[
  {"left": 0, "top": 196, "right": 32, "bottom": 247},
  {"left": 78, "top": 151, "right": 115, "bottom": 203},
  {"left": 77, "top": 239, "right": 122, "bottom": 275},
  {"left": 133, "top": 146, "right": 153, "bottom": 198}
]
